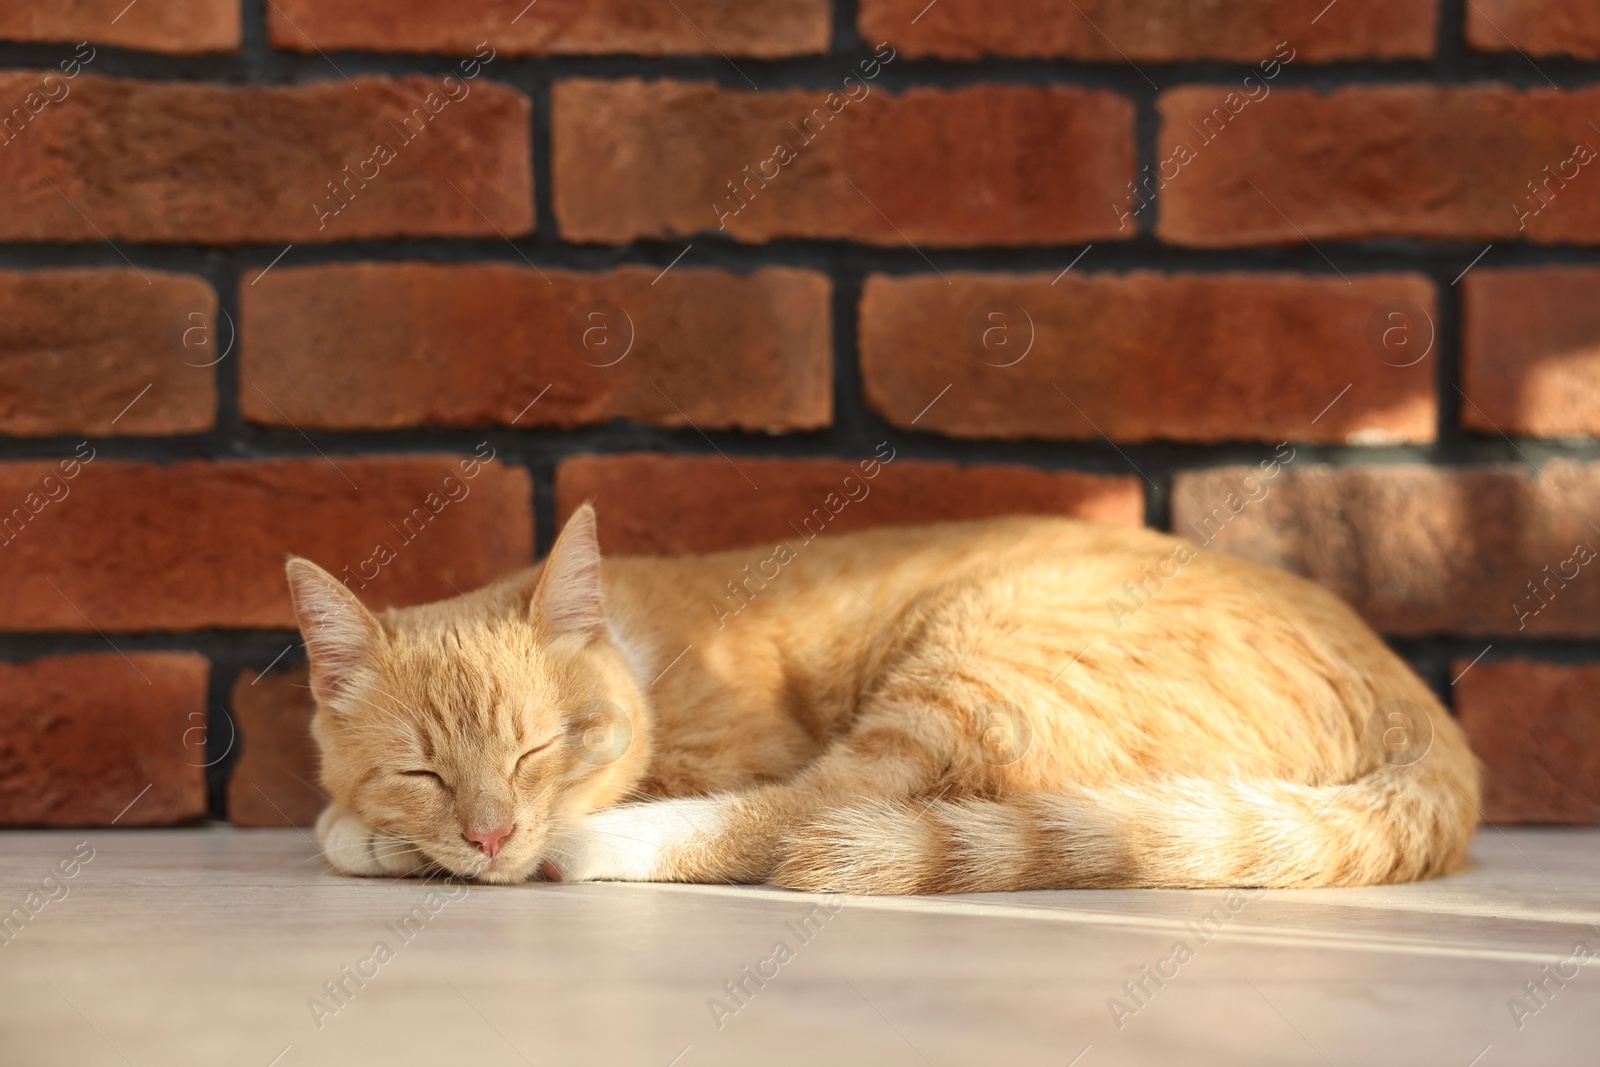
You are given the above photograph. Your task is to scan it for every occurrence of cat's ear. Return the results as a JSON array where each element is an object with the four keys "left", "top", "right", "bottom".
[
  {"left": 531, "top": 503, "right": 605, "bottom": 640},
  {"left": 285, "top": 557, "right": 382, "bottom": 705}
]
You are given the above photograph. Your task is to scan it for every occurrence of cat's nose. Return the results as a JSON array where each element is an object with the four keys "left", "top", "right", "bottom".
[{"left": 463, "top": 825, "right": 512, "bottom": 858}]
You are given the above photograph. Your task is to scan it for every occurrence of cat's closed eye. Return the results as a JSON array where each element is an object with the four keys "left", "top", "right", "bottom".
[
  {"left": 401, "top": 769, "right": 445, "bottom": 785},
  {"left": 514, "top": 740, "right": 555, "bottom": 773}
]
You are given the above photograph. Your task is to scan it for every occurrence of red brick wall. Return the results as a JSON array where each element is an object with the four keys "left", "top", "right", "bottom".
[{"left": 0, "top": 1, "right": 1595, "bottom": 828}]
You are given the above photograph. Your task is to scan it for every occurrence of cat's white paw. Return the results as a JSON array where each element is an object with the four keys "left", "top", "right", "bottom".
[
  {"left": 541, "top": 798, "right": 726, "bottom": 882},
  {"left": 315, "top": 805, "right": 431, "bottom": 878}
]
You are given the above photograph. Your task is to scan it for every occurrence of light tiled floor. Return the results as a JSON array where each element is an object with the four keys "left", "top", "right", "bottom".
[{"left": 0, "top": 827, "right": 1596, "bottom": 1066}]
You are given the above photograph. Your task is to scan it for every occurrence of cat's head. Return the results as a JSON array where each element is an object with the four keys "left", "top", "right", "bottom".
[{"left": 286, "top": 504, "right": 649, "bottom": 883}]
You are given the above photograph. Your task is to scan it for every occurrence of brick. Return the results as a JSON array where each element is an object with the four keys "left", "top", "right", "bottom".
[
  {"left": 861, "top": 0, "right": 1432, "bottom": 61},
  {"left": 241, "top": 263, "right": 830, "bottom": 433},
  {"left": 268, "top": 0, "right": 828, "bottom": 57},
  {"left": 227, "top": 665, "right": 322, "bottom": 828},
  {"left": 1462, "top": 268, "right": 1600, "bottom": 438},
  {"left": 553, "top": 79, "right": 1134, "bottom": 246},
  {"left": 1467, "top": 0, "right": 1600, "bottom": 59},
  {"left": 0, "top": 652, "right": 208, "bottom": 827},
  {"left": 0, "top": 455, "right": 532, "bottom": 631},
  {"left": 1455, "top": 660, "right": 1600, "bottom": 824},
  {"left": 0, "top": 1, "right": 237, "bottom": 54},
  {"left": 1170, "top": 462, "right": 1600, "bottom": 637},
  {"left": 1157, "top": 85, "right": 1600, "bottom": 246},
  {"left": 861, "top": 271, "right": 1436, "bottom": 445},
  {"left": 0, "top": 269, "right": 216, "bottom": 437},
  {"left": 0, "top": 74, "right": 531, "bottom": 244},
  {"left": 556, "top": 452, "right": 1144, "bottom": 556}
]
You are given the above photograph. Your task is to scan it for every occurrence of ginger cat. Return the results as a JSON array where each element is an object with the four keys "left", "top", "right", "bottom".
[{"left": 289, "top": 504, "right": 1480, "bottom": 894}]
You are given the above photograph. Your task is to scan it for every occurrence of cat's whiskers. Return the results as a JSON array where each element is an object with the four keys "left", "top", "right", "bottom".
[
  {"left": 297, "top": 681, "right": 424, "bottom": 745},
  {"left": 291, "top": 849, "right": 337, "bottom": 868},
  {"left": 340, "top": 697, "right": 421, "bottom": 737},
  {"left": 510, "top": 783, "right": 556, "bottom": 825},
  {"left": 338, "top": 723, "right": 417, "bottom": 743},
  {"left": 366, "top": 685, "right": 422, "bottom": 719},
  {"left": 610, "top": 785, "right": 664, "bottom": 806}
]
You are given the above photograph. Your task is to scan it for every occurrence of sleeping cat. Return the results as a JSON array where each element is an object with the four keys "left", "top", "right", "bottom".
[{"left": 289, "top": 504, "right": 1480, "bottom": 893}]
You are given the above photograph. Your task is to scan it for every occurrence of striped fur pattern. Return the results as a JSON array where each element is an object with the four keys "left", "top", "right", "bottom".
[{"left": 290, "top": 505, "right": 1480, "bottom": 893}]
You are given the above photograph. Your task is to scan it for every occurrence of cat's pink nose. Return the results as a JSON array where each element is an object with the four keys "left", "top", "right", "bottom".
[{"left": 464, "top": 825, "right": 512, "bottom": 858}]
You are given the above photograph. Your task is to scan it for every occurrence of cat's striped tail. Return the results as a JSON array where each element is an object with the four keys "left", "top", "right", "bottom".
[{"left": 773, "top": 760, "right": 1480, "bottom": 893}]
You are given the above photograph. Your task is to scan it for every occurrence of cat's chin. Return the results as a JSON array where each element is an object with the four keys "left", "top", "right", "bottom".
[
  {"left": 416, "top": 838, "right": 554, "bottom": 884},
  {"left": 470, "top": 859, "right": 541, "bottom": 885}
]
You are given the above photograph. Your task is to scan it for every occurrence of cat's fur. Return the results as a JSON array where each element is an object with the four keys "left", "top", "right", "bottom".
[{"left": 290, "top": 505, "right": 1480, "bottom": 894}]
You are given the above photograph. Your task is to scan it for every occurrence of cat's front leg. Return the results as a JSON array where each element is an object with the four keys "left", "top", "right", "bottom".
[
  {"left": 315, "top": 804, "right": 433, "bottom": 878},
  {"left": 540, "top": 798, "right": 730, "bottom": 883}
]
